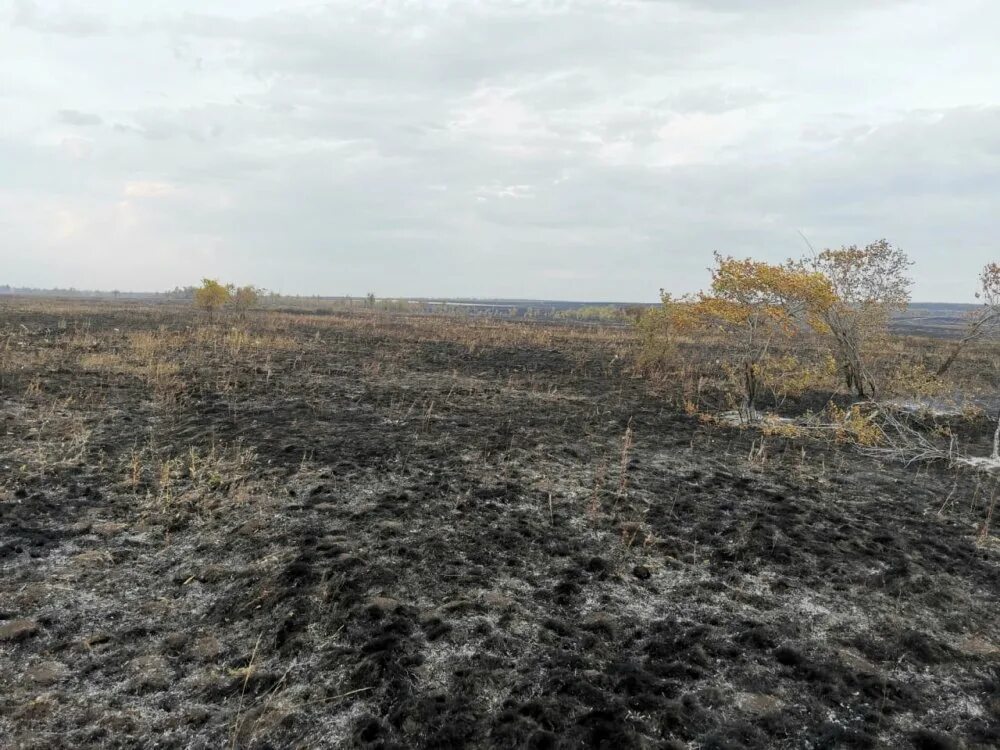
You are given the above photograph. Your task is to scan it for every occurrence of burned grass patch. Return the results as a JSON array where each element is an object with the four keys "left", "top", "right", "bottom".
[{"left": 1, "top": 302, "right": 998, "bottom": 748}]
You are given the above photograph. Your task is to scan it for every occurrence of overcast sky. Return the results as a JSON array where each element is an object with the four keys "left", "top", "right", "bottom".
[{"left": 2, "top": 1, "right": 998, "bottom": 301}]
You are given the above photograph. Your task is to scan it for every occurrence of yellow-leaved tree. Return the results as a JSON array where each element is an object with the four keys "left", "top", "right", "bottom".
[
  {"left": 193, "top": 278, "right": 231, "bottom": 317},
  {"left": 684, "top": 253, "right": 836, "bottom": 421}
]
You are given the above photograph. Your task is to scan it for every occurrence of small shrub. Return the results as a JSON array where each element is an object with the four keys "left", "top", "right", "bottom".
[
  {"left": 193, "top": 279, "right": 231, "bottom": 316},
  {"left": 827, "top": 403, "right": 882, "bottom": 447},
  {"left": 678, "top": 254, "right": 835, "bottom": 419},
  {"left": 230, "top": 286, "right": 260, "bottom": 316}
]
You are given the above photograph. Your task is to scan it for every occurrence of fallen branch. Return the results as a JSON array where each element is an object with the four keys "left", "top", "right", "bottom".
[
  {"left": 859, "top": 404, "right": 956, "bottom": 467},
  {"left": 860, "top": 402, "right": 999, "bottom": 473}
]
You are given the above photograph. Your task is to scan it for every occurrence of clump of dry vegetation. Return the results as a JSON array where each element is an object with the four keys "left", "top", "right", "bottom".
[
  {"left": 193, "top": 279, "right": 262, "bottom": 318},
  {"left": 636, "top": 245, "right": 999, "bottom": 472}
]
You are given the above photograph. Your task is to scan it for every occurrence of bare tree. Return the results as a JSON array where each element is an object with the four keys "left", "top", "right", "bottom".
[
  {"left": 230, "top": 285, "right": 261, "bottom": 317},
  {"left": 808, "top": 240, "right": 912, "bottom": 399}
]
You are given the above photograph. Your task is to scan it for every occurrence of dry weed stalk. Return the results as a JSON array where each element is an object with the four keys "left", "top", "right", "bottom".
[
  {"left": 992, "top": 411, "right": 1000, "bottom": 462},
  {"left": 977, "top": 484, "right": 997, "bottom": 545},
  {"left": 747, "top": 437, "right": 768, "bottom": 466},
  {"left": 231, "top": 632, "right": 264, "bottom": 749},
  {"left": 587, "top": 460, "right": 607, "bottom": 523},
  {"left": 616, "top": 417, "right": 635, "bottom": 501}
]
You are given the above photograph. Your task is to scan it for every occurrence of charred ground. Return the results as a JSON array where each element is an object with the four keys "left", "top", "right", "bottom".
[{"left": 1, "top": 301, "right": 998, "bottom": 749}]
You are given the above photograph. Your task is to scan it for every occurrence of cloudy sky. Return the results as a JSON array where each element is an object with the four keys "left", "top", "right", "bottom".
[{"left": 2, "top": 0, "right": 998, "bottom": 301}]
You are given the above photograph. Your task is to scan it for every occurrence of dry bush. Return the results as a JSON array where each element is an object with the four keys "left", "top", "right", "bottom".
[
  {"left": 230, "top": 285, "right": 261, "bottom": 317},
  {"left": 880, "top": 360, "right": 949, "bottom": 401},
  {"left": 637, "top": 248, "right": 996, "bottom": 440},
  {"left": 826, "top": 403, "right": 883, "bottom": 447},
  {"left": 193, "top": 279, "right": 231, "bottom": 316},
  {"left": 634, "top": 292, "right": 689, "bottom": 379},
  {"left": 757, "top": 353, "right": 840, "bottom": 405}
]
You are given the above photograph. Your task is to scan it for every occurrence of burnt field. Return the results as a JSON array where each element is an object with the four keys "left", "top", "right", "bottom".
[{"left": 1, "top": 301, "right": 998, "bottom": 749}]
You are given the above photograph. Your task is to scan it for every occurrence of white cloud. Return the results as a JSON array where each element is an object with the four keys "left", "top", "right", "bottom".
[{"left": 123, "top": 180, "right": 177, "bottom": 198}]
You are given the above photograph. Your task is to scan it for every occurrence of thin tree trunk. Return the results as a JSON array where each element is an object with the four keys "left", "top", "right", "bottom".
[
  {"left": 936, "top": 344, "right": 963, "bottom": 378},
  {"left": 744, "top": 360, "right": 759, "bottom": 422},
  {"left": 936, "top": 312, "right": 994, "bottom": 377},
  {"left": 844, "top": 358, "right": 869, "bottom": 400}
]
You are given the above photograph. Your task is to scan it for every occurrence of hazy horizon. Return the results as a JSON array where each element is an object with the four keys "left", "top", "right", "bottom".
[
  {"left": 0, "top": 283, "right": 987, "bottom": 309},
  {"left": 2, "top": 1, "right": 998, "bottom": 303}
]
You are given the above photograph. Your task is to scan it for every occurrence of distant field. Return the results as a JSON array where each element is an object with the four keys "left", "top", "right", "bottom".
[
  {"left": 891, "top": 303, "right": 982, "bottom": 337},
  {"left": 420, "top": 300, "right": 988, "bottom": 340},
  {"left": 0, "top": 291, "right": 986, "bottom": 339}
]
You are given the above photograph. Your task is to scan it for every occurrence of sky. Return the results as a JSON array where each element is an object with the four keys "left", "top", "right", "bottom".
[{"left": 1, "top": 0, "right": 998, "bottom": 302}]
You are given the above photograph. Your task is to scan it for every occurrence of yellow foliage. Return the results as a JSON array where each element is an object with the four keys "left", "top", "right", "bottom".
[
  {"left": 193, "top": 279, "right": 231, "bottom": 314},
  {"left": 634, "top": 292, "right": 693, "bottom": 371},
  {"left": 760, "top": 417, "right": 803, "bottom": 439},
  {"left": 692, "top": 254, "right": 836, "bottom": 334},
  {"left": 883, "top": 363, "right": 949, "bottom": 399},
  {"left": 682, "top": 256, "right": 836, "bottom": 395},
  {"left": 827, "top": 404, "right": 883, "bottom": 447},
  {"left": 758, "top": 354, "right": 840, "bottom": 400},
  {"left": 665, "top": 255, "right": 837, "bottom": 417}
]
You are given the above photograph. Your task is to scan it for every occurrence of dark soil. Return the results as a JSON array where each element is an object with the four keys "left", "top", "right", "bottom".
[{"left": 1, "top": 303, "right": 998, "bottom": 749}]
